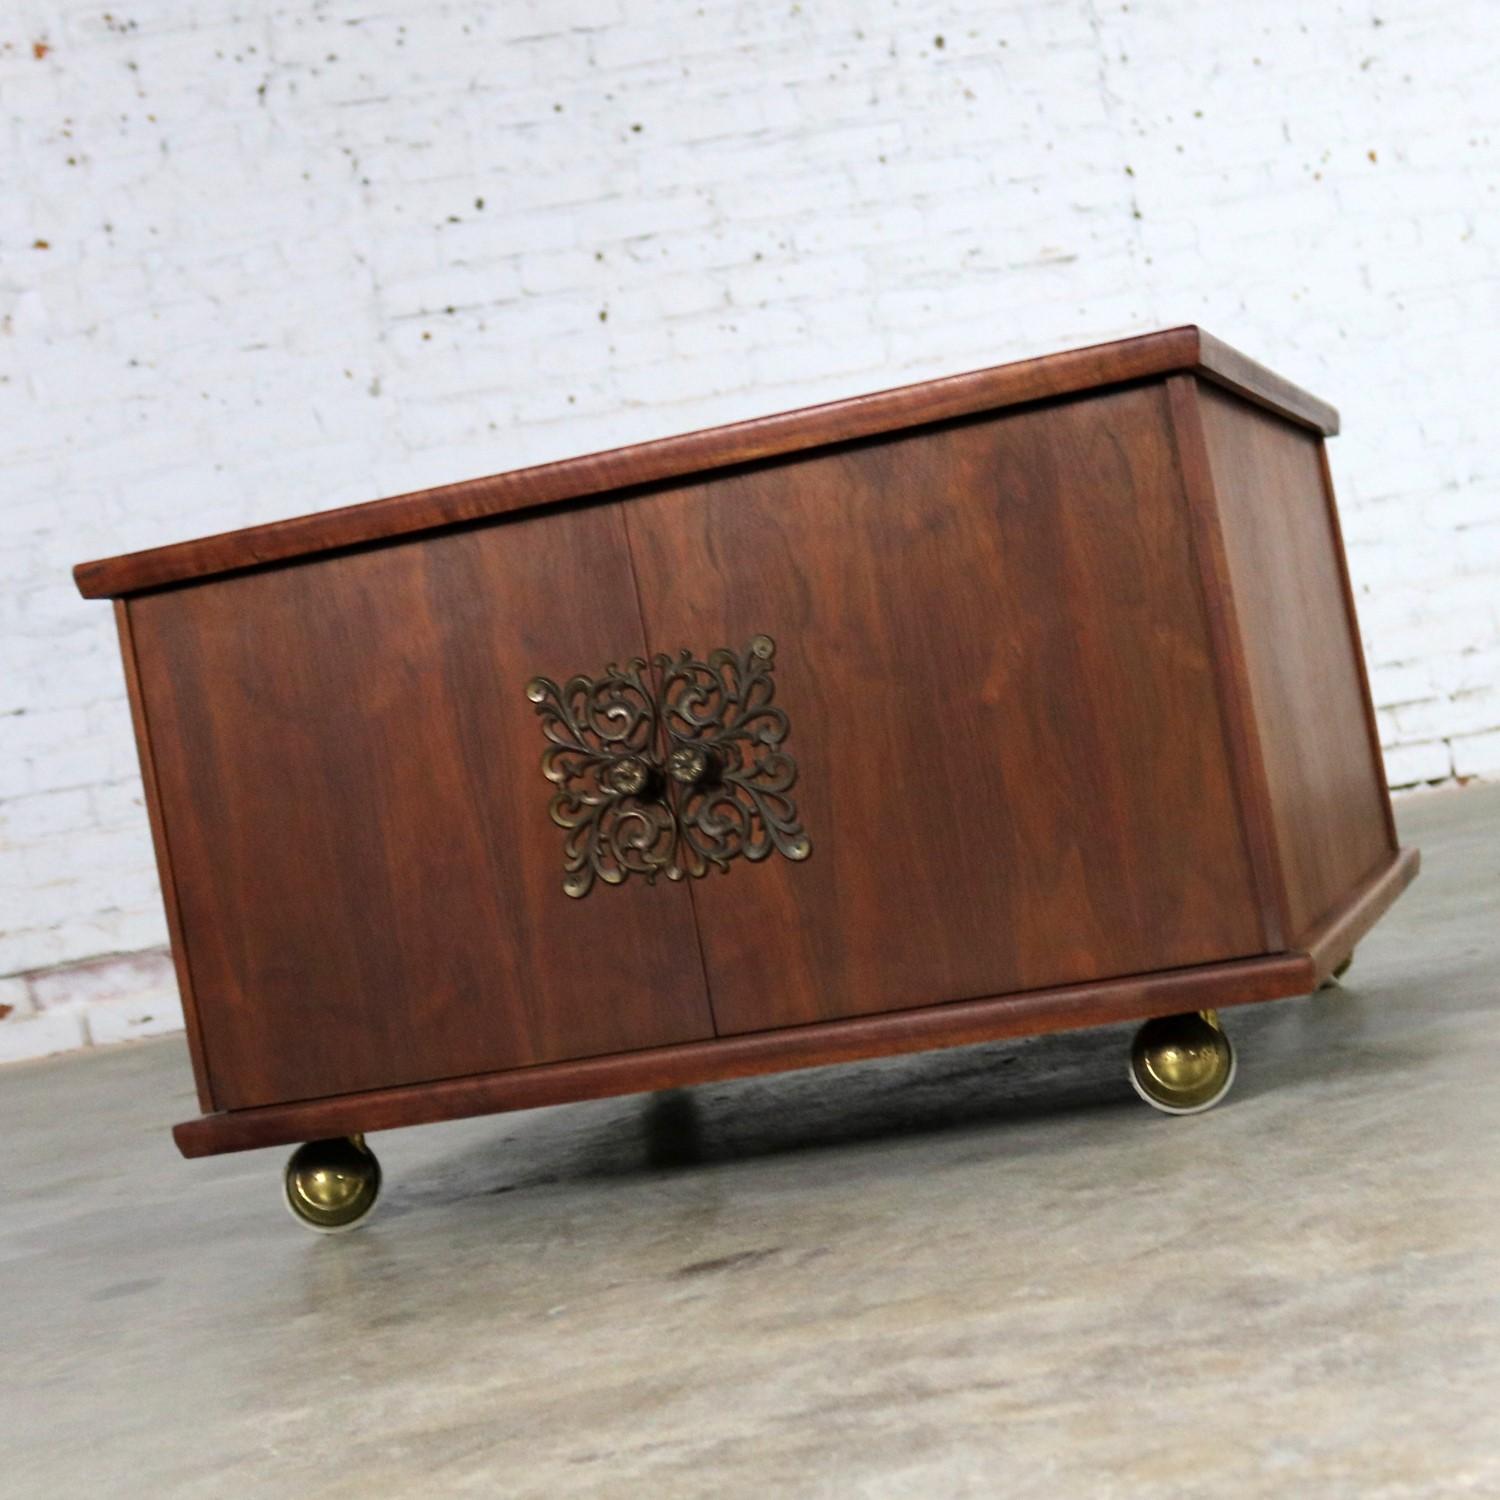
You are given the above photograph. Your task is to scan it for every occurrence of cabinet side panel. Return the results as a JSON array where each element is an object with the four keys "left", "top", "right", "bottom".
[
  {"left": 1166, "top": 377, "right": 1290, "bottom": 950},
  {"left": 129, "top": 505, "right": 715, "bottom": 1110},
  {"left": 1197, "top": 384, "right": 1395, "bottom": 942},
  {"left": 626, "top": 383, "right": 1267, "bottom": 1035}
]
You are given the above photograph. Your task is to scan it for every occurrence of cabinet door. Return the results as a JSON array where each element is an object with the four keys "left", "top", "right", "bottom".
[
  {"left": 624, "top": 383, "right": 1265, "bottom": 1035},
  {"left": 130, "top": 504, "right": 714, "bottom": 1110}
]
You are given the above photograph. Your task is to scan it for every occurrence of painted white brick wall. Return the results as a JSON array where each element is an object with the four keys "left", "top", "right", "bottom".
[{"left": 2, "top": 0, "right": 1497, "bottom": 1046}]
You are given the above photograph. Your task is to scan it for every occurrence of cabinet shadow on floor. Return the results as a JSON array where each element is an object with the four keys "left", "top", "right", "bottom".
[{"left": 387, "top": 982, "right": 1437, "bottom": 1217}]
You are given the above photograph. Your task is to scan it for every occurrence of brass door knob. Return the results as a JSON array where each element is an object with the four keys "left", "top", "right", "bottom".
[
  {"left": 603, "top": 755, "right": 661, "bottom": 799},
  {"left": 666, "top": 743, "right": 718, "bottom": 787}
]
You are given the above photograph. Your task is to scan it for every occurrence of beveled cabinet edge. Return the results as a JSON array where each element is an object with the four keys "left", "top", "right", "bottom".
[
  {"left": 1302, "top": 846, "right": 1419, "bottom": 980},
  {"left": 1166, "top": 375, "right": 1291, "bottom": 952},
  {"left": 173, "top": 951, "right": 1319, "bottom": 1157},
  {"left": 75, "top": 327, "right": 1339, "bottom": 600},
  {"left": 113, "top": 599, "right": 218, "bottom": 1111},
  {"left": 1314, "top": 441, "right": 1401, "bottom": 853},
  {"left": 1192, "top": 329, "right": 1340, "bottom": 438}
]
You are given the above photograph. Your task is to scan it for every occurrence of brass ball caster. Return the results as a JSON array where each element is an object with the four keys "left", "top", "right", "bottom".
[
  {"left": 1129, "top": 1010, "right": 1236, "bottom": 1115},
  {"left": 284, "top": 1135, "right": 382, "bottom": 1233}
]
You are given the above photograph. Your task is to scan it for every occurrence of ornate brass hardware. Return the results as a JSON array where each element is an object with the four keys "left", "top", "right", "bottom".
[{"left": 526, "top": 634, "right": 811, "bottom": 897}]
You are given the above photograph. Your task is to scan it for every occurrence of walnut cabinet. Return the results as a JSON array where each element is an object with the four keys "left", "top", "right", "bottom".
[{"left": 76, "top": 327, "right": 1417, "bottom": 1230}]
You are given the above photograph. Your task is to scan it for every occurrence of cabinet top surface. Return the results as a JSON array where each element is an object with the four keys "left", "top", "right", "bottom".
[{"left": 75, "top": 325, "right": 1338, "bottom": 599}]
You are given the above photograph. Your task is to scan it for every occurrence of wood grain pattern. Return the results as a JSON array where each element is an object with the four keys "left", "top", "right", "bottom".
[
  {"left": 173, "top": 950, "right": 1317, "bottom": 1157},
  {"left": 1197, "top": 384, "right": 1396, "bottom": 942},
  {"left": 74, "top": 328, "right": 1338, "bottom": 600},
  {"left": 625, "top": 384, "right": 1268, "bottom": 1036},
  {"left": 1166, "top": 376, "right": 1291, "bottom": 949},
  {"left": 114, "top": 600, "right": 216, "bottom": 1111},
  {"left": 129, "top": 503, "right": 715, "bottom": 1110}
]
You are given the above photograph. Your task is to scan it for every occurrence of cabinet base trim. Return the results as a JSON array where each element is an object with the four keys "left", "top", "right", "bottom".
[
  {"left": 175, "top": 950, "right": 1331, "bottom": 1158},
  {"left": 173, "top": 849, "right": 1416, "bottom": 1159}
]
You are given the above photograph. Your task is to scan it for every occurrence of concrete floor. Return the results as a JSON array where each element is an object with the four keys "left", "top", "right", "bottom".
[{"left": 3, "top": 786, "right": 1498, "bottom": 1498}]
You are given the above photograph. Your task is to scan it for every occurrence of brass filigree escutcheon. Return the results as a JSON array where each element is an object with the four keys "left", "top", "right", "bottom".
[{"left": 525, "top": 635, "right": 811, "bottom": 897}]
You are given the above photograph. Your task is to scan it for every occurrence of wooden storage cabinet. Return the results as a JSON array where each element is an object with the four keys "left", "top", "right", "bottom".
[{"left": 77, "top": 327, "right": 1417, "bottom": 1231}]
